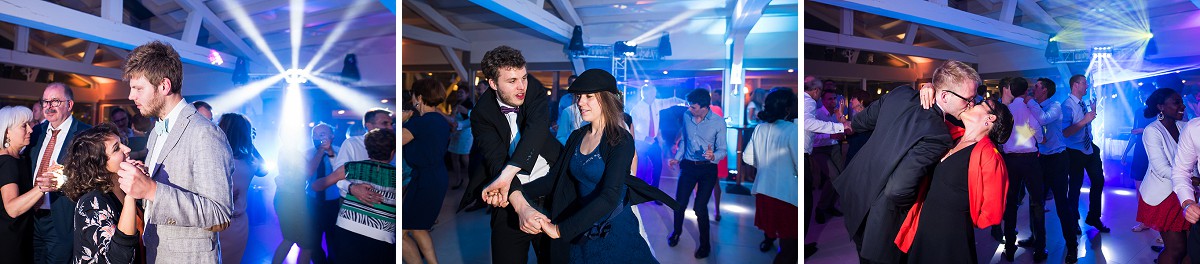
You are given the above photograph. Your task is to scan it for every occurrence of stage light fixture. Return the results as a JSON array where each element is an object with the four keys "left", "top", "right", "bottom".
[
  {"left": 614, "top": 41, "right": 637, "bottom": 57},
  {"left": 232, "top": 57, "right": 249, "bottom": 85},
  {"left": 568, "top": 26, "right": 585, "bottom": 54},
  {"left": 1044, "top": 36, "right": 1059, "bottom": 62},
  {"left": 341, "top": 54, "right": 361, "bottom": 82},
  {"left": 1146, "top": 31, "right": 1158, "bottom": 56},
  {"left": 285, "top": 69, "right": 308, "bottom": 84},
  {"left": 658, "top": 32, "right": 672, "bottom": 57}
]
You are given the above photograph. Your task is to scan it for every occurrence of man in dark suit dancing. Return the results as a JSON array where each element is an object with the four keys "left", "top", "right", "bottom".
[
  {"left": 460, "top": 45, "right": 561, "bottom": 264},
  {"left": 833, "top": 60, "right": 981, "bottom": 263}
]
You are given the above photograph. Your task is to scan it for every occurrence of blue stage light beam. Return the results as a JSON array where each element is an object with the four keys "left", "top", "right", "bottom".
[
  {"left": 308, "top": 75, "right": 392, "bottom": 115},
  {"left": 303, "top": 0, "right": 375, "bottom": 73},
  {"left": 218, "top": 0, "right": 287, "bottom": 73},
  {"left": 204, "top": 74, "right": 286, "bottom": 113},
  {"left": 290, "top": 0, "right": 305, "bottom": 70}
]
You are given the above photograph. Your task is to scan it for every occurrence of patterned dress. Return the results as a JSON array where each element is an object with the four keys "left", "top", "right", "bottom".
[{"left": 72, "top": 190, "right": 137, "bottom": 264}]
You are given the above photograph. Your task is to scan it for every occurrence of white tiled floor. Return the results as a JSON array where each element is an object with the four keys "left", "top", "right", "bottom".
[
  {"left": 806, "top": 186, "right": 1166, "bottom": 264},
  {"left": 426, "top": 177, "right": 782, "bottom": 264}
]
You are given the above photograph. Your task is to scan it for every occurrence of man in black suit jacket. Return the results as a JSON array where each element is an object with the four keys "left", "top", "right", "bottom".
[
  {"left": 22, "top": 83, "right": 92, "bottom": 264},
  {"left": 832, "top": 61, "right": 981, "bottom": 263},
  {"left": 460, "top": 46, "right": 561, "bottom": 264}
]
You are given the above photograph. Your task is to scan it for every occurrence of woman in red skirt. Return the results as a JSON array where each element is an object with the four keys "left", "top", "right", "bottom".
[{"left": 1138, "top": 88, "right": 1190, "bottom": 264}]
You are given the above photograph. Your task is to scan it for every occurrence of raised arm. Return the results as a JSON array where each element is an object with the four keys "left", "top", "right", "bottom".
[{"left": 75, "top": 195, "right": 138, "bottom": 264}]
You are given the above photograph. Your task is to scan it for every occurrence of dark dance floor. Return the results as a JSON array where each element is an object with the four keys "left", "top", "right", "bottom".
[{"left": 807, "top": 160, "right": 1167, "bottom": 264}]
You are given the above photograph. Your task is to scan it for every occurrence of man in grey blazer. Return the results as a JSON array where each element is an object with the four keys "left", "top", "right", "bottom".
[{"left": 117, "top": 41, "right": 234, "bottom": 263}]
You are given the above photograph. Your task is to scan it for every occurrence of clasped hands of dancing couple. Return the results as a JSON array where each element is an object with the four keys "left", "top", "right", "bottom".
[{"left": 482, "top": 177, "right": 562, "bottom": 239}]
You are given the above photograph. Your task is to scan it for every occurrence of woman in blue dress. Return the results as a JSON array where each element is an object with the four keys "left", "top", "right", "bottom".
[
  {"left": 400, "top": 78, "right": 451, "bottom": 264},
  {"left": 503, "top": 69, "right": 676, "bottom": 263}
]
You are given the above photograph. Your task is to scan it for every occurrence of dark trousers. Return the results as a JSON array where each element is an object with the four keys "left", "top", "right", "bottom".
[
  {"left": 33, "top": 198, "right": 74, "bottom": 264},
  {"left": 331, "top": 227, "right": 395, "bottom": 263},
  {"left": 647, "top": 141, "right": 663, "bottom": 188},
  {"left": 672, "top": 161, "right": 718, "bottom": 248},
  {"left": 491, "top": 204, "right": 551, "bottom": 264},
  {"left": 318, "top": 198, "right": 340, "bottom": 244},
  {"left": 1003, "top": 153, "right": 1046, "bottom": 250},
  {"left": 1187, "top": 221, "right": 1200, "bottom": 264},
  {"left": 1067, "top": 144, "right": 1106, "bottom": 221},
  {"left": 1041, "top": 152, "right": 1080, "bottom": 242},
  {"left": 804, "top": 153, "right": 814, "bottom": 237},
  {"left": 812, "top": 145, "right": 844, "bottom": 212}
]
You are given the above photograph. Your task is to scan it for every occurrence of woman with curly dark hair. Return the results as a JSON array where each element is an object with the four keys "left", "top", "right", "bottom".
[{"left": 60, "top": 123, "right": 139, "bottom": 264}]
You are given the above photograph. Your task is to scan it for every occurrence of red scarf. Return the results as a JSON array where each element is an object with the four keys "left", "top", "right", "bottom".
[{"left": 894, "top": 123, "right": 1008, "bottom": 253}]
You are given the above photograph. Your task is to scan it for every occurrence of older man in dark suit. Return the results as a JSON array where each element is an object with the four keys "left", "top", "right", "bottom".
[
  {"left": 25, "top": 82, "right": 92, "bottom": 264},
  {"left": 833, "top": 60, "right": 982, "bottom": 263}
]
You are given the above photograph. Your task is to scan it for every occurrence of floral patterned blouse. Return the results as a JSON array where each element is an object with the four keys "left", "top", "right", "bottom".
[{"left": 72, "top": 190, "right": 137, "bottom": 264}]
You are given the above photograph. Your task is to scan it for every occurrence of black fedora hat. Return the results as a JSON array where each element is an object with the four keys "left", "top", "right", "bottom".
[{"left": 567, "top": 69, "right": 620, "bottom": 95}]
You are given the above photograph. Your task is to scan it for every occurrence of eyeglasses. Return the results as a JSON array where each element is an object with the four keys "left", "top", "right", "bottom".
[
  {"left": 944, "top": 90, "right": 982, "bottom": 106},
  {"left": 40, "top": 99, "right": 68, "bottom": 108}
]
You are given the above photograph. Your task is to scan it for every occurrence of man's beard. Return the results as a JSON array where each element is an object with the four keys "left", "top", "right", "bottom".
[{"left": 143, "top": 97, "right": 166, "bottom": 119}]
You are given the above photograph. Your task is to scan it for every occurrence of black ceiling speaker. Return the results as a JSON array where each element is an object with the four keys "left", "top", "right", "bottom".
[
  {"left": 341, "top": 54, "right": 360, "bottom": 82},
  {"left": 568, "top": 25, "right": 585, "bottom": 53},
  {"left": 232, "top": 57, "right": 249, "bottom": 85},
  {"left": 658, "top": 32, "right": 672, "bottom": 57}
]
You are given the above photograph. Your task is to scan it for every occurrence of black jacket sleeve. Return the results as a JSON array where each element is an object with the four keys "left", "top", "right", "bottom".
[
  {"left": 507, "top": 83, "right": 553, "bottom": 172},
  {"left": 881, "top": 124, "right": 952, "bottom": 208}
]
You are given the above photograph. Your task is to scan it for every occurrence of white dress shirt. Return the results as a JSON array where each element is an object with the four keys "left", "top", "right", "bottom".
[
  {"left": 803, "top": 92, "right": 844, "bottom": 153},
  {"left": 498, "top": 97, "right": 551, "bottom": 184},
  {"left": 1143, "top": 120, "right": 1188, "bottom": 206},
  {"left": 1172, "top": 119, "right": 1200, "bottom": 206},
  {"left": 1002, "top": 97, "right": 1045, "bottom": 153},
  {"left": 812, "top": 107, "right": 841, "bottom": 148},
  {"left": 149, "top": 98, "right": 188, "bottom": 179},
  {"left": 33, "top": 116, "right": 74, "bottom": 210}
]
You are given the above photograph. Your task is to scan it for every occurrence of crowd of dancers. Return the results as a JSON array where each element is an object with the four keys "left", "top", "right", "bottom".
[
  {"left": 0, "top": 40, "right": 399, "bottom": 264},
  {"left": 399, "top": 45, "right": 800, "bottom": 264}
]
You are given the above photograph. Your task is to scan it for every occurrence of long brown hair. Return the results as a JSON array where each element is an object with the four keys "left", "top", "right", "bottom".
[
  {"left": 61, "top": 123, "right": 125, "bottom": 201},
  {"left": 576, "top": 90, "right": 629, "bottom": 146}
]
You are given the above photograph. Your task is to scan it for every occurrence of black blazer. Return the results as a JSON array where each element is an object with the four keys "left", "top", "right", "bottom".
[
  {"left": 23, "top": 117, "right": 92, "bottom": 204},
  {"left": 458, "top": 78, "right": 562, "bottom": 210},
  {"left": 831, "top": 86, "right": 952, "bottom": 263},
  {"left": 511, "top": 124, "right": 678, "bottom": 263}
]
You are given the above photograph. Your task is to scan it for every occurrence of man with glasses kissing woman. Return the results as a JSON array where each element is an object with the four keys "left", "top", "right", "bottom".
[{"left": 833, "top": 60, "right": 985, "bottom": 263}]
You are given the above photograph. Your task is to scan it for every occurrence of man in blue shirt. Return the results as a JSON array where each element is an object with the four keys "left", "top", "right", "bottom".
[
  {"left": 1030, "top": 78, "right": 1083, "bottom": 262},
  {"left": 667, "top": 89, "right": 727, "bottom": 259},
  {"left": 1061, "top": 75, "right": 1110, "bottom": 240}
]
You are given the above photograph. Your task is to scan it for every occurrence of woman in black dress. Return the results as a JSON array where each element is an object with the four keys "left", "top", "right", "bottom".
[
  {"left": 896, "top": 99, "right": 1014, "bottom": 263},
  {"left": 400, "top": 78, "right": 451, "bottom": 264},
  {"left": 0, "top": 106, "right": 42, "bottom": 263}
]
